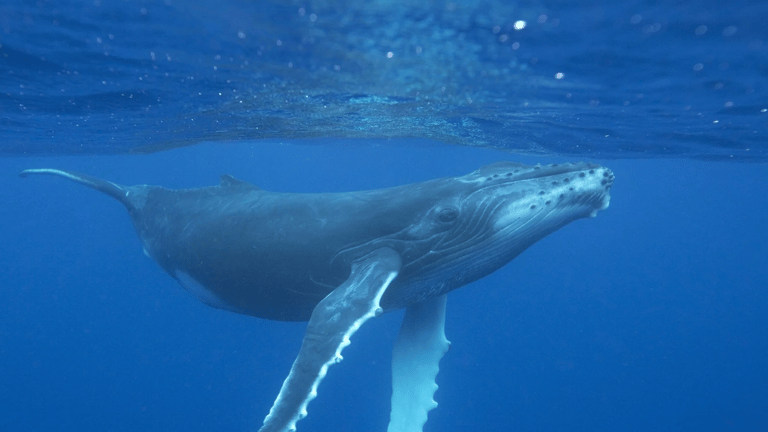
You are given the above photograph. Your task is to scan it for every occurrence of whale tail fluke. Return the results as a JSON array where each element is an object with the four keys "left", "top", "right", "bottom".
[{"left": 19, "top": 168, "right": 132, "bottom": 208}]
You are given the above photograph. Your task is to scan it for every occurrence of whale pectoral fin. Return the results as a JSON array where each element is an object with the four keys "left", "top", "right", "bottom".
[
  {"left": 388, "top": 294, "right": 450, "bottom": 432},
  {"left": 259, "top": 247, "right": 402, "bottom": 432}
]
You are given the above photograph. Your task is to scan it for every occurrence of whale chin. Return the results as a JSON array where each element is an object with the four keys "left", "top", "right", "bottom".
[{"left": 590, "top": 193, "right": 611, "bottom": 217}]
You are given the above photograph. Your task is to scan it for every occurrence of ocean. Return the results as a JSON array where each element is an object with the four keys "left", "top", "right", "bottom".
[{"left": 1, "top": 1, "right": 766, "bottom": 431}]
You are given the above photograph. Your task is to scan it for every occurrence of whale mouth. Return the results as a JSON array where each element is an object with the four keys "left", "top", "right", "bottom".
[
  {"left": 592, "top": 168, "right": 614, "bottom": 215},
  {"left": 424, "top": 162, "right": 614, "bottom": 271},
  {"left": 545, "top": 165, "right": 613, "bottom": 219},
  {"left": 483, "top": 163, "right": 614, "bottom": 229}
]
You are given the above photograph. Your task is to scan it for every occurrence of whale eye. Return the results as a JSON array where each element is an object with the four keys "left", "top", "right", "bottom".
[{"left": 436, "top": 207, "right": 459, "bottom": 223}]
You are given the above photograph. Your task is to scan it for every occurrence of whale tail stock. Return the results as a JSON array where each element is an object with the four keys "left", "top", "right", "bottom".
[{"left": 19, "top": 168, "right": 132, "bottom": 209}]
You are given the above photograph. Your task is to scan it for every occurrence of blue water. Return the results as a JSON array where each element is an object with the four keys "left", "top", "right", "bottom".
[
  {"left": 2, "top": 0, "right": 766, "bottom": 159},
  {"left": 1, "top": 1, "right": 767, "bottom": 431}
]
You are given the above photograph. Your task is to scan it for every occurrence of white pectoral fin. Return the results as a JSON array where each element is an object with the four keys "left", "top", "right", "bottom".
[
  {"left": 259, "top": 247, "right": 402, "bottom": 432},
  {"left": 388, "top": 294, "right": 450, "bottom": 432}
]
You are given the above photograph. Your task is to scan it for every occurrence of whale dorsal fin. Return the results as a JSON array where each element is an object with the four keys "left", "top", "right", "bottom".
[{"left": 219, "top": 174, "right": 261, "bottom": 190}]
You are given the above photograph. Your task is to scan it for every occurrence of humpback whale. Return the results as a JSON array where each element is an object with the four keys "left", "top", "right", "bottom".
[{"left": 21, "top": 161, "right": 614, "bottom": 432}]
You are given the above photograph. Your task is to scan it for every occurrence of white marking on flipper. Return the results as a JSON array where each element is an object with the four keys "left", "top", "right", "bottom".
[
  {"left": 388, "top": 294, "right": 450, "bottom": 432},
  {"left": 259, "top": 247, "right": 402, "bottom": 432}
]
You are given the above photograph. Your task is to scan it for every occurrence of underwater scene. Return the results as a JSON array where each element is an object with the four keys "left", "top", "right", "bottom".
[{"left": 1, "top": 1, "right": 766, "bottom": 431}]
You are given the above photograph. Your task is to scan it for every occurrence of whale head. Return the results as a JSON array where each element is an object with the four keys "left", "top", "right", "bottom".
[{"left": 381, "top": 161, "right": 614, "bottom": 307}]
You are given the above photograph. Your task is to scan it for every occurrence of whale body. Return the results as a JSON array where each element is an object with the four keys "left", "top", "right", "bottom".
[{"left": 21, "top": 161, "right": 614, "bottom": 432}]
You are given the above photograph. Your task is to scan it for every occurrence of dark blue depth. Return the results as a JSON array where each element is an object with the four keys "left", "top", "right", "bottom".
[{"left": 1, "top": 142, "right": 767, "bottom": 431}]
